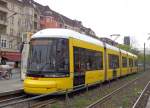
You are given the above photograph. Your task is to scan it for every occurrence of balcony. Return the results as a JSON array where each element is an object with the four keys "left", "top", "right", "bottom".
[
  {"left": 0, "top": 11, "right": 7, "bottom": 25},
  {"left": 0, "top": 6, "right": 8, "bottom": 13},
  {"left": 0, "top": 0, "right": 7, "bottom": 9}
]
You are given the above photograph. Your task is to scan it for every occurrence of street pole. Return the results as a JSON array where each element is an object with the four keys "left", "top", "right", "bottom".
[
  {"left": 144, "top": 42, "right": 146, "bottom": 72},
  {"left": 110, "top": 34, "right": 120, "bottom": 46}
]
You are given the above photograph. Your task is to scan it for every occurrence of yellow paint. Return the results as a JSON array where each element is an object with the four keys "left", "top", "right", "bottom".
[
  {"left": 132, "top": 58, "right": 138, "bottom": 73},
  {"left": 85, "top": 70, "right": 105, "bottom": 84},
  {"left": 121, "top": 53, "right": 128, "bottom": 76},
  {"left": 106, "top": 49, "right": 120, "bottom": 80},
  {"left": 121, "top": 68, "right": 128, "bottom": 76},
  {"left": 24, "top": 36, "right": 138, "bottom": 94},
  {"left": 24, "top": 76, "right": 73, "bottom": 94},
  {"left": 70, "top": 37, "right": 105, "bottom": 84}
]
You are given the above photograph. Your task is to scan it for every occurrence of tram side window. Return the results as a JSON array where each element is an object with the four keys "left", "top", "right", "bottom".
[
  {"left": 74, "top": 47, "right": 103, "bottom": 72},
  {"left": 86, "top": 50, "right": 102, "bottom": 70},
  {"left": 129, "top": 58, "right": 133, "bottom": 67},
  {"left": 109, "top": 54, "right": 119, "bottom": 69},
  {"left": 74, "top": 48, "right": 80, "bottom": 72},
  {"left": 56, "top": 39, "right": 69, "bottom": 71},
  {"left": 122, "top": 57, "right": 127, "bottom": 67},
  {"left": 80, "top": 48, "right": 87, "bottom": 71},
  {"left": 91, "top": 51, "right": 103, "bottom": 70}
]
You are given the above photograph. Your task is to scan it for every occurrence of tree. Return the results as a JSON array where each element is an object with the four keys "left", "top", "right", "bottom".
[{"left": 117, "top": 44, "right": 139, "bottom": 55}]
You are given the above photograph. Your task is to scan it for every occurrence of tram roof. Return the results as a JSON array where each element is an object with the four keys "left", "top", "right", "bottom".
[
  {"left": 127, "top": 52, "right": 137, "bottom": 58},
  {"left": 32, "top": 28, "right": 105, "bottom": 45},
  {"left": 120, "top": 49, "right": 128, "bottom": 54},
  {"left": 32, "top": 29, "right": 136, "bottom": 54}
]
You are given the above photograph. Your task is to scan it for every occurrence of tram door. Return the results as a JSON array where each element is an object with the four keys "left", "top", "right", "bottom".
[
  {"left": 129, "top": 58, "right": 133, "bottom": 73},
  {"left": 73, "top": 47, "right": 85, "bottom": 87}
]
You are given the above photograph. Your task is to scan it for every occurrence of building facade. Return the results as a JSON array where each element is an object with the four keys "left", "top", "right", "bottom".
[
  {"left": 124, "top": 36, "right": 130, "bottom": 46},
  {"left": 33, "top": 2, "right": 96, "bottom": 37},
  {"left": 0, "top": 0, "right": 40, "bottom": 63},
  {"left": 0, "top": 0, "right": 97, "bottom": 63}
]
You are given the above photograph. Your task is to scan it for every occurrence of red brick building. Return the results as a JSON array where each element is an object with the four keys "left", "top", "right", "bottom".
[{"left": 34, "top": 3, "right": 96, "bottom": 37}]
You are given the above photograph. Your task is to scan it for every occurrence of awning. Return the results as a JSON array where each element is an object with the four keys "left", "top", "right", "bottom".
[{"left": 2, "top": 52, "right": 21, "bottom": 62}]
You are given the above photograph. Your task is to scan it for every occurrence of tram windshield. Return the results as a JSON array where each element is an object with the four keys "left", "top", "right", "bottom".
[{"left": 27, "top": 38, "right": 69, "bottom": 77}]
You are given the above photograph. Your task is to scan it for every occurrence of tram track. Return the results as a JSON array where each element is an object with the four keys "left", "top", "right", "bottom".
[
  {"left": 86, "top": 71, "right": 150, "bottom": 108},
  {"left": 0, "top": 95, "right": 26, "bottom": 104},
  {"left": 0, "top": 91, "right": 60, "bottom": 108},
  {"left": 50, "top": 72, "right": 143, "bottom": 108},
  {"left": 132, "top": 81, "right": 150, "bottom": 108},
  {"left": 0, "top": 71, "right": 147, "bottom": 108},
  {"left": 86, "top": 78, "right": 139, "bottom": 108},
  {"left": 0, "top": 90, "right": 27, "bottom": 105}
]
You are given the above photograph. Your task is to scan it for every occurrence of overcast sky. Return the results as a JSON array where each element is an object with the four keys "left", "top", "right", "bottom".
[{"left": 34, "top": 0, "right": 150, "bottom": 49}]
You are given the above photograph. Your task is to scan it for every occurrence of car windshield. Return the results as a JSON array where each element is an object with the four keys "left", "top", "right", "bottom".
[{"left": 27, "top": 38, "right": 69, "bottom": 77}]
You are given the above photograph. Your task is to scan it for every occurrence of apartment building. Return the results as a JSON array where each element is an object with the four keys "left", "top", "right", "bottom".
[
  {"left": 0, "top": 0, "right": 96, "bottom": 63},
  {"left": 32, "top": 1, "right": 96, "bottom": 37},
  {"left": 0, "top": 0, "right": 40, "bottom": 63}
]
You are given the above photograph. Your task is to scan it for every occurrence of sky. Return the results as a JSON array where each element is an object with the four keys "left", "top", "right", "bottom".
[{"left": 34, "top": 0, "right": 150, "bottom": 49}]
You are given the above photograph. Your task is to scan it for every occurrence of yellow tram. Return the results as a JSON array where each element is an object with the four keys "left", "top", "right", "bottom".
[{"left": 24, "top": 29, "right": 138, "bottom": 94}]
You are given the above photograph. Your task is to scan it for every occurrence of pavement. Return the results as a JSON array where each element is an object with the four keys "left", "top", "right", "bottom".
[{"left": 0, "top": 68, "right": 23, "bottom": 93}]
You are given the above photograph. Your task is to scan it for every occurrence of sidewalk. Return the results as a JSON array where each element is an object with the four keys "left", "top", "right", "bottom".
[{"left": 0, "top": 68, "right": 23, "bottom": 93}]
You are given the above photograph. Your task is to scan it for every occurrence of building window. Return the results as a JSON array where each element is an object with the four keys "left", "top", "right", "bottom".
[
  {"left": 34, "top": 22, "right": 37, "bottom": 29},
  {"left": 1, "top": 40, "right": 7, "bottom": 48},
  {"left": 60, "top": 24, "right": 63, "bottom": 28},
  {"left": 74, "top": 47, "right": 103, "bottom": 72},
  {"left": 9, "top": 16, "right": 14, "bottom": 25},
  {"left": 122, "top": 57, "right": 127, "bottom": 67},
  {"left": 109, "top": 54, "right": 119, "bottom": 69},
  {"left": 10, "top": 3, "right": 14, "bottom": 10},
  {"left": 0, "top": 24, "right": 6, "bottom": 34},
  {"left": 34, "top": 14, "right": 37, "bottom": 19},
  {"left": 9, "top": 41, "right": 12, "bottom": 48},
  {"left": 0, "top": 10, "right": 7, "bottom": 21},
  {"left": 0, "top": 0, "right": 7, "bottom": 8}
]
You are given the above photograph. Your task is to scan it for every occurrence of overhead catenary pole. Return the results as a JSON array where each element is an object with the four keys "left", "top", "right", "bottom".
[
  {"left": 110, "top": 34, "right": 120, "bottom": 46},
  {"left": 144, "top": 42, "right": 146, "bottom": 72}
]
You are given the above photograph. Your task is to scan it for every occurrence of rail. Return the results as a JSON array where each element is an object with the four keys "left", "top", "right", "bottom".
[
  {"left": 0, "top": 71, "right": 144, "bottom": 108},
  {"left": 0, "top": 80, "right": 104, "bottom": 108},
  {"left": 132, "top": 81, "right": 150, "bottom": 108},
  {"left": 86, "top": 77, "right": 139, "bottom": 108}
]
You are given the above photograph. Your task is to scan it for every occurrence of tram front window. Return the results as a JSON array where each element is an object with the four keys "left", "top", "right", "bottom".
[{"left": 27, "top": 38, "right": 69, "bottom": 77}]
